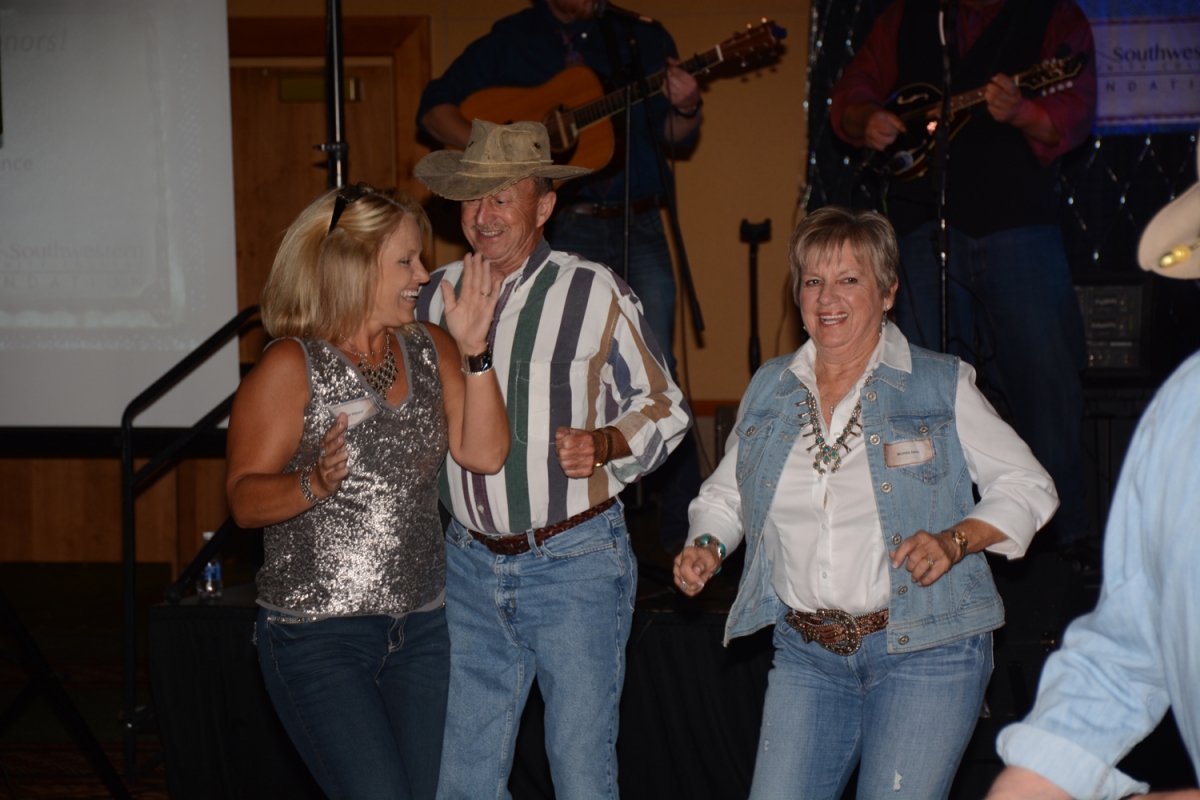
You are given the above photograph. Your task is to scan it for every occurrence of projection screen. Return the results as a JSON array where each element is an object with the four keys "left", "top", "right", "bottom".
[{"left": 0, "top": 0, "right": 239, "bottom": 428}]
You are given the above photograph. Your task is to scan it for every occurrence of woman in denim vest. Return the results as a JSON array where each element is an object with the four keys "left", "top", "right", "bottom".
[{"left": 674, "top": 206, "right": 1059, "bottom": 799}]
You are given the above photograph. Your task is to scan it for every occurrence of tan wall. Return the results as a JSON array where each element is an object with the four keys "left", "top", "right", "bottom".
[
  {"left": 2, "top": 0, "right": 810, "bottom": 564},
  {"left": 229, "top": 0, "right": 812, "bottom": 406}
]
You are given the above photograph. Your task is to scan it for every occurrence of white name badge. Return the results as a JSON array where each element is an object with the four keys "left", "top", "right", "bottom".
[
  {"left": 330, "top": 395, "right": 380, "bottom": 429},
  {"left": 883, "top": 438, "right": 935, "bottom": 468}
]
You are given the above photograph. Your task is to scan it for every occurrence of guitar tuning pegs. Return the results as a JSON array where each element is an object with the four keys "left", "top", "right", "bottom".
[{"left": 1066, "top": 81, "right": 1073, "bottom": 88}]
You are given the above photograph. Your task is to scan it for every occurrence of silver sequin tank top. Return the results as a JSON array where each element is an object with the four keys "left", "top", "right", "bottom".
[{"left": 256, "top": 322, "right": 449, "bottom": 617}]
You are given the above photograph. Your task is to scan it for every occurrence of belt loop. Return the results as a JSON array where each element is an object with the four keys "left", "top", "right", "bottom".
[{"left": 527, "top": 529, "right": 540, "bottom": 556}]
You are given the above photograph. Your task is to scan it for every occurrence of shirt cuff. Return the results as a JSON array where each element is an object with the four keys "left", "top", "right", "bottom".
[
  {"left": 996, "top": 723, "right": 1149, "bottom": 800},
  {"left": 965, "top": 505, "right": 1035, "bottom": 559}
]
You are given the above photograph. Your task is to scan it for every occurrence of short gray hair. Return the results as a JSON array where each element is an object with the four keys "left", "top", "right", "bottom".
[{"left": 788, "top": 206, "right": 899, "bottom": 306}]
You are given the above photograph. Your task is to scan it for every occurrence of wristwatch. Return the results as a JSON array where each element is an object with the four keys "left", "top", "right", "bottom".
[
  {"left": 461, "top": 346, "right": 494, "bottom": 375},
  {"left": 695, "top": 533, "right": 726, "bottom": 575},
  {"left": 948, "top": 529, "right": 969, "bottom": 562}
]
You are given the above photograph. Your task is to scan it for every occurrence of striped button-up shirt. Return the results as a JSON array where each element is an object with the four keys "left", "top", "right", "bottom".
[{"left": 416, "top": 238, "right": 690, "bottom": 534}]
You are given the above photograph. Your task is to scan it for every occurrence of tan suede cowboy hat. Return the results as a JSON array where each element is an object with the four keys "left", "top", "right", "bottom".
[
  {"left": 1138, "top": 127, "right": 1200, "bottom": 280},
  {"left": 414, "top": 119, "right": 594, "bottom": 202}
]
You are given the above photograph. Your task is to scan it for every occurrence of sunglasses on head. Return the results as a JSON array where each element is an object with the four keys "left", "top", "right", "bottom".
[{"left": 328, "top": 183, "right": 374, "bottom": 234}]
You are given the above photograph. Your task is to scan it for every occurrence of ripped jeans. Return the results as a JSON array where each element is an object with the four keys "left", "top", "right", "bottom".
[{"left": 749, "top": 616, "right": 992, "bottom": 800}]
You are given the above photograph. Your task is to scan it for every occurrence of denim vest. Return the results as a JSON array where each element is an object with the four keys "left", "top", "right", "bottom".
[{"left": 723, "top": 344, "right": 1005, "bottom": 653}]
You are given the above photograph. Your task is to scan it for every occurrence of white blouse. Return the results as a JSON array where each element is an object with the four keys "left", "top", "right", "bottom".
[{"left": 687, "top": 324, "right": 1059, "bottom": 616}]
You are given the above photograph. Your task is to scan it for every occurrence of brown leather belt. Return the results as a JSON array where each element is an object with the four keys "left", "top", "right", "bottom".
[
  {"left": 469, "top": 497, "right": 618, "bottom": 556},
  {"left": 786, "top": 607, "right": 890, "bottom": 656},
  {"left": 563, "top": 196, "right": 663, "bottom": 219}
]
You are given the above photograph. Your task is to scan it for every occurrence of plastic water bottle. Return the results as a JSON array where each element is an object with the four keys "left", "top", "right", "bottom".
[{"left": 196, "top": 531, "right": 223, "bottom": 602}]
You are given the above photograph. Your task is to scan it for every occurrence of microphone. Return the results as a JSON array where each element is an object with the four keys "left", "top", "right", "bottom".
[
  {"left": 592, "top": 1, "right": 659, "bottom": 25},
  {"left": 1160, "top": 239, "right": 1200, "bottom": 269}
]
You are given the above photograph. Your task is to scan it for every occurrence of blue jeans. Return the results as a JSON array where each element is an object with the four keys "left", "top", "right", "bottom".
[
  {"left": 546, "top": 208, "right": 676, "bottom": 373},
  {"left": 895, "top": 222, "right": 1088, "bottom": 545},
  {"left": 750, "top": 619, "right": 993, "bottom": 800},
  {"left": 257, "top": 606, "right": 450, "bottom": 800},
  {"left": 436, "top": 502, "right": 636, "bottom": 800}
]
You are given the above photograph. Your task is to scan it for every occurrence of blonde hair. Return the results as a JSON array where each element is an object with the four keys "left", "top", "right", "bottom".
[
  {"left": 261, "top": 185, "right": 431, "bottom": 340},
  {"left": 789, "top": 206, "right": 899, "bottom": 306}
]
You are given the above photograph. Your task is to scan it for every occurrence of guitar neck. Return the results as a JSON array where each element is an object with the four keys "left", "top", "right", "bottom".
[
  {"left": 572, "top": 48, "right": 721, "bottom": 129},
  {"left": 900, "top": 65, "right": 1058, "bottom": 122}
]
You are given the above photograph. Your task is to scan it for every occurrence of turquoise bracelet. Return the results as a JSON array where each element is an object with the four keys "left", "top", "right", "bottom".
[{"left": 695, "top": 534, "right": 725, "bottom": 575}]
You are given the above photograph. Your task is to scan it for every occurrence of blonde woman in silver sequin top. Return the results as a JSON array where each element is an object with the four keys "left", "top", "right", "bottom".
[{"left": 225, "top": 184, "right": 508, "bottom": 800}]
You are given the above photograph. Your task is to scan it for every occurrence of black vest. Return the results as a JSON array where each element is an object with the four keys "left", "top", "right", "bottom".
[{"left": 887, "top": 0, "right": 1061, "bottom": 238}]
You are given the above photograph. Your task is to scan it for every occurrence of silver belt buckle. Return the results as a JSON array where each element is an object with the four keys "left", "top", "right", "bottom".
[{"left": 805, "top": 608, "right": 863, "bottom": 656}]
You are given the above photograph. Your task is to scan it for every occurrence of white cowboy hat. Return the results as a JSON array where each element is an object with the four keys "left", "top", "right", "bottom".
[{"left": 1138, "top": 128, "right": 1200, "bottom": 279}]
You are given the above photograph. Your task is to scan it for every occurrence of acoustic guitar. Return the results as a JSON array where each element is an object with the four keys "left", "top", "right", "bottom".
[
  {"left": 457, "top": 20, "right": 787, "bottom": 172},
  {"left": 871, "top": 53, "right": 1087, "bottom": 180}
]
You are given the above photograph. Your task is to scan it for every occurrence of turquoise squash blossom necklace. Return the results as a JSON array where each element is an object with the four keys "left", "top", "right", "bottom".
[{"left": 799, "top": 377, "right": 869, "bottom": 474}]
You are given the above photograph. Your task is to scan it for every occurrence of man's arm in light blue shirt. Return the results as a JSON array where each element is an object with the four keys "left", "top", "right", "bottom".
[{"left": 992, "top": 352, "right": 1200, "bottom": 800}]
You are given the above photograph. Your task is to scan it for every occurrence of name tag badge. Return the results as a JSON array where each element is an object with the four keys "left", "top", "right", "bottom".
[
  {"left": 330, "top": 395, "right": 380, "bottom": 429},
  {"left": 883, "top": 438, "right": 935, "bottom": 468}
]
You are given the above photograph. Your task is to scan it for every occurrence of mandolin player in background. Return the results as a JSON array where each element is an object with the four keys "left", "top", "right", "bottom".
[
  {"left": 418, "top": 0, "right": 704, "bottom": 550},
  {"left": 830, "top": 0, "right": 1098, "bottom": 568}
]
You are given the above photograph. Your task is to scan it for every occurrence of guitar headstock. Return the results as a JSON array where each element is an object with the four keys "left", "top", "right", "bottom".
[
  {"left": 715, "top": 20, "right": 787, "bottom": 70},
  {"left": 1016, "top": 53, "right": 1088, "bottom": 95}
]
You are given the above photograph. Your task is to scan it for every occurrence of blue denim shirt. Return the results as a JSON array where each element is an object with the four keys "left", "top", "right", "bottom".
[
  {"left": 723, "top": 343, "right": 1005, "bottom": 653},
  {"left": 996, "top": 351, "right": 1200, "bottom": 799}
]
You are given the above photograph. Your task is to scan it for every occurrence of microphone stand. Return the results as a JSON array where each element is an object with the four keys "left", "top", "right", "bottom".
[
  {"left": 933, "top": 0, "right": 955, "bottom": 352},
  {"left": 741, "top": 219, "right": 771, "bottom": 373},
  {"left": 316, "top": 0, "right": 349, "bottom": 188},
  {"left": 623, "top": 84, "right": 632, "bottom": 282},
  {"left": 614, "top": 16, "right": 706, "bottom": 339}
]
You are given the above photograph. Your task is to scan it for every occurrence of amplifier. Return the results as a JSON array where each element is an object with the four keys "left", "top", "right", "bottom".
[{"left": 1074, "top": 275, "right": 1152, "bottom": 374}]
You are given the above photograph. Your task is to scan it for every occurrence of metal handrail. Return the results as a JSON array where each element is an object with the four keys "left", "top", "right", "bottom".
[{"left": 119, "top": 305, "right": 259, "bottom": 781}]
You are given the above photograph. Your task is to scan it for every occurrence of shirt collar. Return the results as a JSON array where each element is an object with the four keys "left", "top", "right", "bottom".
[
  {"left": 502, "top": 237, "right": 553, "bottom": 289},
  {"left": 786, "top": 322, "right": 911, "bottom": 386}
]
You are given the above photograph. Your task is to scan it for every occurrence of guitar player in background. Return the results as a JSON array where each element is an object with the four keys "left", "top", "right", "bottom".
[
  {"left": 418, "top": 0, "right": 704, "bottom": 551},
  {"left": 830, "top": 0, "right": 1099, "bottom": 568}
]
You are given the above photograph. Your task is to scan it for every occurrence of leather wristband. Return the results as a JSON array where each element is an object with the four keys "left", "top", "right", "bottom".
[
  {"left": 593, "top": 427, "right": 614, "bottom": 468},
  {"left": 461, "top": 346, "right": 493, "bottom": 375}
]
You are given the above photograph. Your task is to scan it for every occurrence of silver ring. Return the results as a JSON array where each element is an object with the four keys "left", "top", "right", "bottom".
[
  {"left": 680, "top": 579, "right": 688, "bottom": 589},
  {"left": 319, "top": 447, "right": 326, "bottom": 459},
  {"left": 926, "top": 556, "right": 936, "bottom": 567},
  {"left": 481, "top": 291, "right": 491, "bottom": 297}
]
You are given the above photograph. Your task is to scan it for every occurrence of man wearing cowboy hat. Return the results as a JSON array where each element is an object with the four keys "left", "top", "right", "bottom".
[
  {"left": 414, "top": 119, "right": 690, "bottom": 800},
  {"left": 985, "top": 137, "right": 1200, "bottom": 800}
]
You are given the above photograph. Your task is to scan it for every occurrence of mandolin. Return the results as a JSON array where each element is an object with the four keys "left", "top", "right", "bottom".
[
  {"left": 457, "top": 20, "right": 787, "bottom": 172},
  {"left": 870, "top": 53, "right": 1087, "bottom": 180}
]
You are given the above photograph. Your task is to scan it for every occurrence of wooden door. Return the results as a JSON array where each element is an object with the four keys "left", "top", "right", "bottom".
[{"left": 227, "top": 17, "right": 431, "bottom": 365}]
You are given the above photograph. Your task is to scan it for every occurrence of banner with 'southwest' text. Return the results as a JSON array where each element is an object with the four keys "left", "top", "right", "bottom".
[{"left": 1083, "top": 2, "right": 1200, "bottom": 133}]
